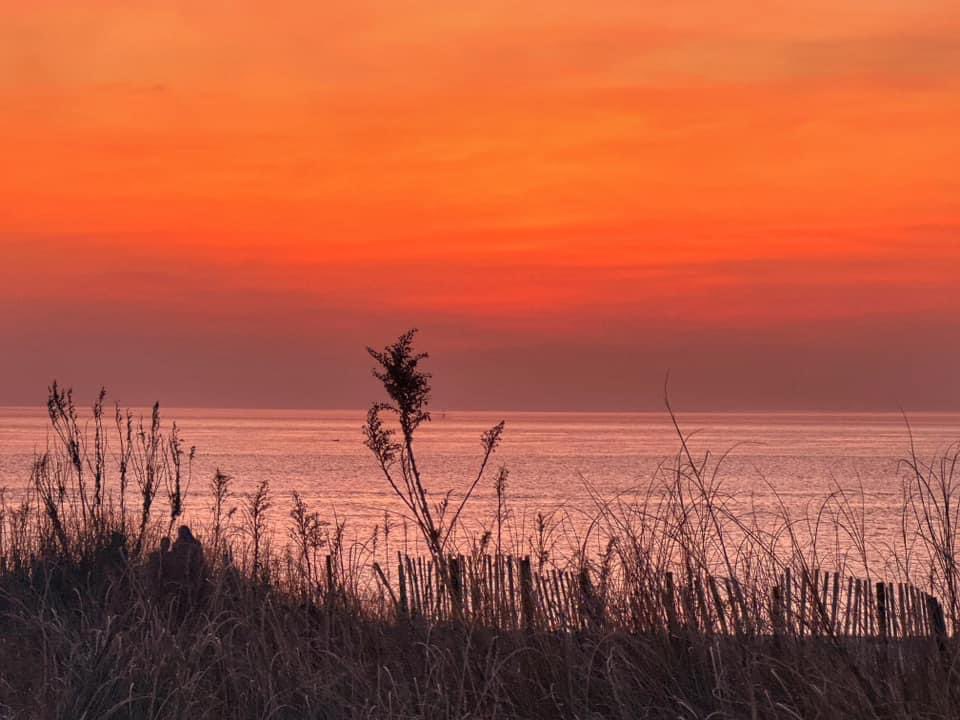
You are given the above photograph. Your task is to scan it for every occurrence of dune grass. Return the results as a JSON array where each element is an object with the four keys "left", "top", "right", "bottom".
[{"left": 1, "top": 334, "right": 959, "bottom": 718}]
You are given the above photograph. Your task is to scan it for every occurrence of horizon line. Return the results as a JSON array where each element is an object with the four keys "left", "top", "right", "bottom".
[{"left": 2, "top": 404, "right": 960, "bottom": 416}]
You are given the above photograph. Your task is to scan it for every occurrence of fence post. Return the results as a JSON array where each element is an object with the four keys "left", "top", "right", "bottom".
[
  {"left": 876, "top": 582, "right": 887, "bottom": 640},
  {"left": 520, "top": 556, "right": 535, "bottom": 630},
  {"left": 397, "top": 553, "right": 409, "bottom": 619},
  {"left": 471, "top": 557, "right": 485, "bottom": 622},
  {"left": 449, "top": 555, "right": 464, "bottom": 621},
  {"left": 406, "top": 555, "right": 421, "bottom": 617},
  {"left": 325, "top": 554, "right": 336, "bottom": 608},
  {"left": 830, "top": 573, "right": 841, "bottom": 635},
  {"left": 784, "top": 568, "right": 793, "bottom": 635},
  {"left": 507, "top": 556, "right": 517, "bottom": 629},
  {"left": 771, "top": 585, "right": 784, "bottom": 637},
  {"left": 798, "top": 571, "right": 808, "bottom": 637}
]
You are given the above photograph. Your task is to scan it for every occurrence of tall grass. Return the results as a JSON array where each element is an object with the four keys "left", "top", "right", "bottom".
[{"left": 0, "top": 341, "right": 959, "bottom": 718}]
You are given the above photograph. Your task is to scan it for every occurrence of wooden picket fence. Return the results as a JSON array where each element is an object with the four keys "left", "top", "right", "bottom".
[{"left": 371, "top": 553, "right": 948, "bottom": 641}]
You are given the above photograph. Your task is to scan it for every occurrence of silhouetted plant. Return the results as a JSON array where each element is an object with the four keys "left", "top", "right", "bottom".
[
  {"left": 164, "top": 423, "right": 195, "bottom": 537},
  {"left": 495, "top": 465, "right": 509, "bottom": 557},
  {"left": 130, "top": 403, "right": 163, "bottom": 555},
  {"left": 289, "top": 491, "right": 326, "bottom": 595},
  {"left": 363, "top": 329, "right": 505, "bottom": 572},
  {"left": 210, "top": 468, "right": 235, "bottom": 560},
  {"left": 33, "top": 452, "right": 69, "bottom": 555},
  {"left": 115, "top": 403, "right": 133, "bottom": 533},
  {"left": 244, "top": 479, "right": 272, "bottom": 577},
  {"left": 90, "top": 388, "right": 107, "bottom": 531},
  {"left": 901, "top": 436, "right": 960, "bottom": 630},
  {"left": 47, "top": 383, "right": 84, "bottom": 512}
]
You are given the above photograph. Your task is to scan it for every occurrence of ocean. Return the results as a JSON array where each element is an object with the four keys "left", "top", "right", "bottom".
[{"left": 2, "top": 407, "right": 959, "bottom": 561}]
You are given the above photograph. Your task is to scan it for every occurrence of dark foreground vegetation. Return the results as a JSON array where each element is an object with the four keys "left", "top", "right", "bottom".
[{"left": 1, "top": 332, "right": 959, "bottom": 719}]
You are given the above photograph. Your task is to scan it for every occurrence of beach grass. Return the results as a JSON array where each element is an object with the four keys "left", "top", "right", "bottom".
[{"left": 1, "top": 336, "right": 959, "bottom": 718}]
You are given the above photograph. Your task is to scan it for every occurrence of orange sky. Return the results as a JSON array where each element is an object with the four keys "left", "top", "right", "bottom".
[{"left": 1, "top": 1, "right": 958, "bottom": 409}]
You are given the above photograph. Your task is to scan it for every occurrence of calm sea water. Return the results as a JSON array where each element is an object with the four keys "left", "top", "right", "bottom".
[{"left": 2, "top": 408, "right": 959, "bottom": 556}]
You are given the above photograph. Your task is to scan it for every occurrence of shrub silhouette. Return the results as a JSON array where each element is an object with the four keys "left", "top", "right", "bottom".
[{"left": 363, "top": 329, "right": 505, "bottom": 574}]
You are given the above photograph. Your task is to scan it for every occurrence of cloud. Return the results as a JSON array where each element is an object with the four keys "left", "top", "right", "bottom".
[
  {"left": 0, "top": 230, "right": 957, "bottom": 409},
  {"left": 782, "top": 33, "right": 960, "bottom": 88}
]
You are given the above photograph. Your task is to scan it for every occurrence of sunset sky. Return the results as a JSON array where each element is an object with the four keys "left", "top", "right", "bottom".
[{"left": 1, "top": 1, "right": 958, "bottom": 410}]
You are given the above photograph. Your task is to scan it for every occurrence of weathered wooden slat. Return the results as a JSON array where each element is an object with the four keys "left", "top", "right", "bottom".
[
  {"left": 843, "top": 576, "right": 854, "bottom": 636},
  {"left": 519, "top": 556, "right": 534, "bottom": 629},
  {"left": 820, "top": 570, "right": 830, "bottom": 636},
  {"left": 405, "top": 555, "right": 420, "bottom": 616},
  {"left": 397, "top": 553, "right": 409, "bottom": 619},
  {"left": 876, "top": 582, "right": 888, "bottom": 639},
  {"left": 887, "top": 582, "right": 897, "bottom": 638},
  {"left": 799, "top": 570, "right": 809, "bottom": 637},
  {"left": 506, "top": 556, "right": 514, "bottom": 627},
  {"left": 784, "top": 567, "right": 793, "bottom": 635},
  {"left": 852, "top": 579, "right": 862, "bottom": 637},
  {"left": 535, "top": 570, "right": 554, "bottom": 628},
  {"left": 771, "top": 585, "right": 783, "bottom": 636},
  {"left": 830, "top": 572, "right": 841, "bottom": 634}
]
